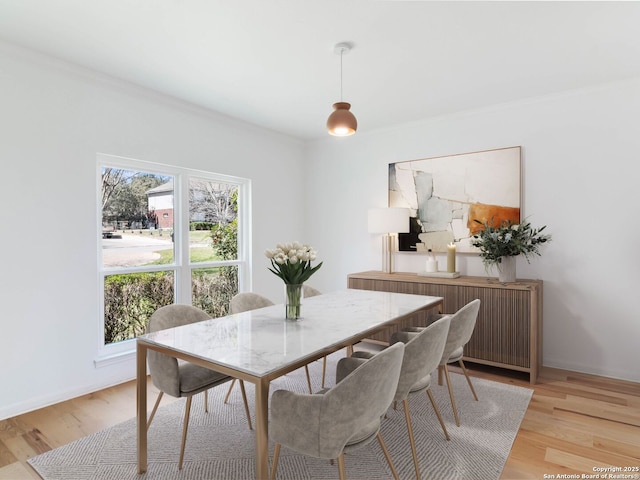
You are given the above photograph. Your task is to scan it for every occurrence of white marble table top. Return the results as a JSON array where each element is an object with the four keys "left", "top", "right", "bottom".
[{"left": 138, "top": 288, "right": 443, "bottom": 378}]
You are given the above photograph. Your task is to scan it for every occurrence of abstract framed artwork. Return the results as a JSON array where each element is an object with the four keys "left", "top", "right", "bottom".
[{"left": 389, "top": 146, "right": 521, "bottom": 253}]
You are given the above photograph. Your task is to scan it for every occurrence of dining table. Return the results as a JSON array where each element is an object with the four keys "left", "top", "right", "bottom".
[{"left": 136, "top": 288, "right": 443, "bottom": 479}]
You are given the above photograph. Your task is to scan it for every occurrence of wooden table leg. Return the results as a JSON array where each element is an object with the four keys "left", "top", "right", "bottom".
[
  {"left": 136, "top": 341, "right": 148, "bottom": 474},
  {"left": 254, "top": 377, "right": 270, "bottom": 479}
]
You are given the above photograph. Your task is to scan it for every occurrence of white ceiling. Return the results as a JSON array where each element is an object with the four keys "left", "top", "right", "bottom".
[{"left": 1, "top": 1, "right": 640, "bottom": 141}]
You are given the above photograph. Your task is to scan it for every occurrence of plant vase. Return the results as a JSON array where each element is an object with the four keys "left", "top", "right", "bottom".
[
  {"left": 498, "top": 256, "right": 517, "bottom": 283},
  {"left": 284, "top": 284, "right": 303, "bottom": 320}
]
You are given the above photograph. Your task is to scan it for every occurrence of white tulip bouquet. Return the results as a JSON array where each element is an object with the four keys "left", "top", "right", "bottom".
[{"left": 265, "top": 242, "right": 323, "bottom": 285}]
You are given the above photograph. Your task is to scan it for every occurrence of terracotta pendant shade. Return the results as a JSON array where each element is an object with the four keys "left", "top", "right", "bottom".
[{"left": 327, "top": 102, "right": 357, "bottom": 136}]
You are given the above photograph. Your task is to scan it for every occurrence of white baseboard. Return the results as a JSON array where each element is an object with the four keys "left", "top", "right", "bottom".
[
  {"left": 0, "top": 373, "right": 135, "bottom": 421},
  {"left": 543, "top": 359, "right": 640, "bottom": 384}
]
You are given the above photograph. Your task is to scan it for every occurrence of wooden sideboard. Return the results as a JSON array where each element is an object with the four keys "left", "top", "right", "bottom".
[{"left": 347, "top": 271, "right": 543, "bottom": 384}]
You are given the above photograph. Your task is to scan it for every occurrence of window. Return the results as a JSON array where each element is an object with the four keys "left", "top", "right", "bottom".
[{"left": 97, "top": 154, "right": 251, "bottom": 362}]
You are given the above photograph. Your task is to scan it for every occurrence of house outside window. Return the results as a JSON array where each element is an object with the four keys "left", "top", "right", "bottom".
[
  {"left": 97, "top": 154, "right": 251, "bottom": 362},
  {"left": 146, "top": 181, "right": 175, "bottom": 229}
]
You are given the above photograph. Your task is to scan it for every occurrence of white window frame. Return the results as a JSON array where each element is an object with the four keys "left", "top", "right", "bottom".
[{"left": 95, "top": 153, "right": 252, "bottom": 366}]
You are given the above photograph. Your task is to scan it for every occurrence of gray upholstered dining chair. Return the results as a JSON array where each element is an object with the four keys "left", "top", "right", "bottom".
[
  {"left": 145, "top": 304, "right": 252, "bottom": 470},
  {"left": 405, "top": 299, "right": 481, "bottom": 427},
  {"left": 302, "top": 284, "right": 322, "bottom": 298},
  {"left": 269, "top": 342, "right": 406, "bottom": 480},
  {"left": 229, "top": 291, "right": 275, "bottom": 313},
  {"left": 338, "top": 316, "right": 452, "bottom": 480},
  {"left": 225, "top": 292, "right": 314, "bottom": 398}
]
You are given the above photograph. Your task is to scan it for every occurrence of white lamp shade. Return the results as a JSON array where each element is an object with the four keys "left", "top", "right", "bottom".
[{"left": 368, "top": 208, "right": 410, "bottom": 234}]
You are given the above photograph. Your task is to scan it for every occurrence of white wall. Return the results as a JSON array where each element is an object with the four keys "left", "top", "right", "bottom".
[
  {"left": 305, "top": 79, "right": 640, "bottom": 383},
  {"left": 2, "top": 39, "right": 638, "bottom": 421},
  {"left": 0, "top": 42, "right": 305, "bottom": 419}
]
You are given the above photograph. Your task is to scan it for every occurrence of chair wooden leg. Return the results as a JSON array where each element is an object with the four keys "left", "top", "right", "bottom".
[
  {"left": 304, "top": 365, "right": 313, "bottom": 394},
  {"left": 204, "top": 389, "right": 208, "bottom": 413},
  {"left": 223, "top": 378, "right": 236, "bottom": 404},
  {"left": 459, "top": 359, "right": 479, "bottom": 401},
  {"left": 337, "top": 453, "right": 347, "bottom": 480},
  {"left": 178, "top": 396, "right": 193, "bottom": 470},
  {"left": 238, "top": 380, "right": 253, "bottom": 430},
  {"left": 147, "top": 391, "right": 164, "bottom": 430},
  {"left": 377, "top": 432, "right": 400, "bottom": 480},
  {"left": 443, "top": 365, "right": 461, "bottom": 427},
  {"left": 402, "top": 399, "right": 421, "bottom": 480},
  {"left": 438, "top": 364, "right": 444, "bottom": 386},
  {"left": 321, "top": 356, "right": 327, "bottom": 388},
  {"left": 426, "top": 388, "right": 450, "bottom": 440},
  {"left": 270, "top": 443, "right": 281, "bottom": 480}
]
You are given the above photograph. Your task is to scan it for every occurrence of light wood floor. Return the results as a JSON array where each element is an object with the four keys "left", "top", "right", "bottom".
[{"left": 1, "top": 363, "right": 638, "bottom": 480}]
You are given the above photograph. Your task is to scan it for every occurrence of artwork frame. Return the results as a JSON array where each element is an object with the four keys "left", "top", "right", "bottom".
[{"left": 389, "top": 146, "right": 521, "bottom": 253}]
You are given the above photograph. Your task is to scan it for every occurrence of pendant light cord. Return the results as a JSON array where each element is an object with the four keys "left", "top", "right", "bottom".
[{"left": 340, "top": 48, "right": 344, "bottom": 101}]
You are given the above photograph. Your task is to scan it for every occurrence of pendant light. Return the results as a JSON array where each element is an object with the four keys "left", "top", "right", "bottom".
[{"left": 327, "top": 42, "right": 357, "bottom": 136}]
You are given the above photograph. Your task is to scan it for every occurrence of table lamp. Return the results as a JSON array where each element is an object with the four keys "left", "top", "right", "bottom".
[{"left": 368, "top": 207, "right": 410, "bottom": 273}]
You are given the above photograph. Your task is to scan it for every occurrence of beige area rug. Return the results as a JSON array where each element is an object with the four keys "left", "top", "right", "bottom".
[{"left": 29, "top": 351, "right": 532, "bottom": 480}]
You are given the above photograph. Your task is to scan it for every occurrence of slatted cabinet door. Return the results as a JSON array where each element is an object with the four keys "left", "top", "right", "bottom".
[{"left": 347, "top": 271, "right": 543, "bottom": 384}]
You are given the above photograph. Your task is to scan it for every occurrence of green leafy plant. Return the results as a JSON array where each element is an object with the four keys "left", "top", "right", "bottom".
[
  {"left": 211, "top": 219, "right": 238, "bottom": 260},
  {"left": 191, "top": 221, "right": 215, "bottom": 231},
  {"left": 471, "top": 219, "right": 551, "bottom": 268},
  {"left": 103, "top": 272, "right": 174, "bottom": 344},
  {"left": 265, "top": 242, "right": 323, "bottom": 285},
  {"left": 207, "top": 219, "right": 239, "bottom": 316}
]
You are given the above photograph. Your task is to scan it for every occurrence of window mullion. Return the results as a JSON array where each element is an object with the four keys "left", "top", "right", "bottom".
[
  {"left": 175, "top": 174, "right": 192, "bottom": 305},
  {"left": 238, "top": 179, "right": 252, "bottom": 292}
]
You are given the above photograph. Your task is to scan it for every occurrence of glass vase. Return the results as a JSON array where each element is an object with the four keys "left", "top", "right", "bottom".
[
  {"left": 498, "top": 256, "right": 517, "bottom": 283},
  {"left": 284, "top": 284, "right": 303, "bottom": 320}
]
